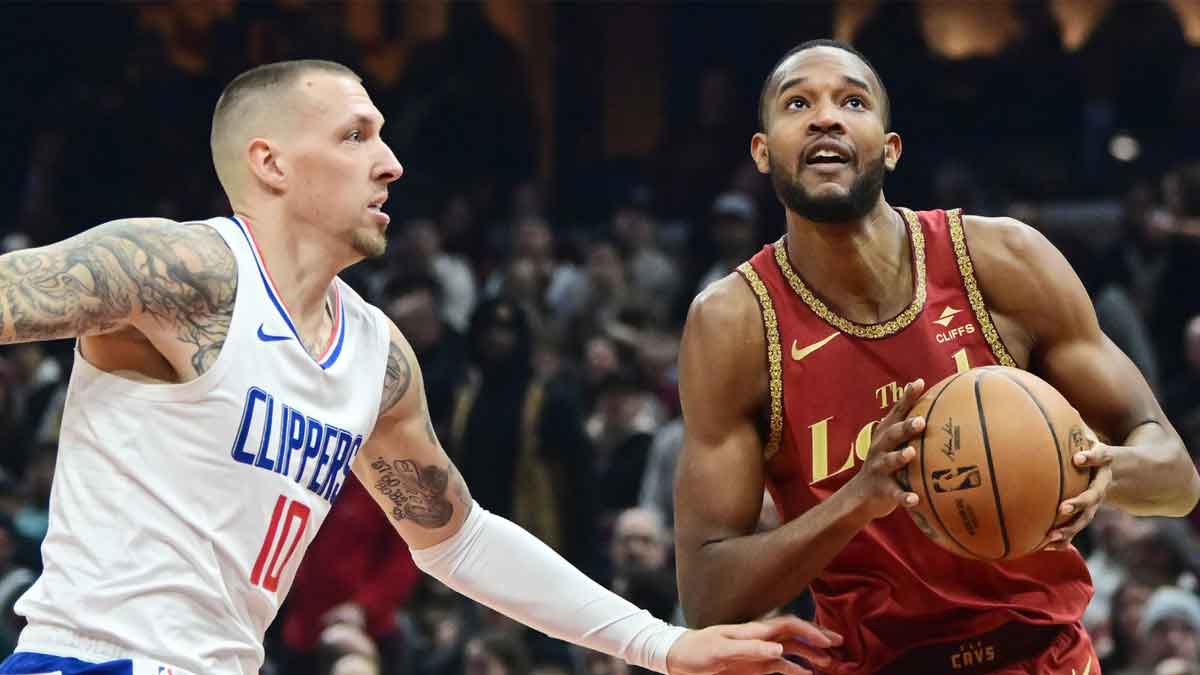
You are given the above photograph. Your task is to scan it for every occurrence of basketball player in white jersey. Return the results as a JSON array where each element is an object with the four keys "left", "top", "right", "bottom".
[{"left": 0, "top": 60, "right": 840, "bottom": 675}]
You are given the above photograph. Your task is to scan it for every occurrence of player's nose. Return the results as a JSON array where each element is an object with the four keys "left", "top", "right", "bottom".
[
  {"left": 376, "top": 144, "right": 404, "bottom": 184},
  {"left": 808, "top": 100, "right": 845, "bottom": 134}
]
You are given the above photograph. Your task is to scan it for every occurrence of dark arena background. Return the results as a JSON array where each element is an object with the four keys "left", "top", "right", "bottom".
[{"left": 0, "top": 2, "right": 1199, "bottom": 674}]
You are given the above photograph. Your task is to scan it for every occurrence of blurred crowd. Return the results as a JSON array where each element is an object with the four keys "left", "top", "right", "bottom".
[{"left": 0, "top": 2, "right": 1199, "bottom": 675}]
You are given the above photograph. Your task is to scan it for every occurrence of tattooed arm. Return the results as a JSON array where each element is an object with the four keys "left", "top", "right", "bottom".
[
  {"left": 0, "top": 218, "right": 236, "bottom": 374},
  {"left": 356, "top": 322, "right": 839, "bottom": 675},
  {"left": 354, "top": 321, "right": 472, "bottom": 550}
]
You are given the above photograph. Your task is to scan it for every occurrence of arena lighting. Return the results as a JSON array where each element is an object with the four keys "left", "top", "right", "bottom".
[{"left": 1109, "top": 133, "right": 1140, "bottom": 162}]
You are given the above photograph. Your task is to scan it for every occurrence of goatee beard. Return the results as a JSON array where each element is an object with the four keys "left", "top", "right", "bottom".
[
  {"left": 353, "top": 229, "right": 388, "bottom": 258},
  {"left": 771, "top": 150, "right": 887, "bottom": 223}
]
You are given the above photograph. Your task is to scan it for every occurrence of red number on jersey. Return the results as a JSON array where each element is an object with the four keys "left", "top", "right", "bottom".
[{"left": 250, "top": 495, "right": 311, "bottom": 591}]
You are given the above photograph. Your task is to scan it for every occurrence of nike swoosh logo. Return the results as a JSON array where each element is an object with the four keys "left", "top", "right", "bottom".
[
  {"left": 257, "top": 324, "right": 291, "bottom": 342},
  {"left": 791, "top": 332, "right": 839, "bottom": 361}
]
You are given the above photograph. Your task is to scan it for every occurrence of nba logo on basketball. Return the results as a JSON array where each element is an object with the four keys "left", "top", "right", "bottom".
[
  {"left": 158, "top": 668, "right": 173, "bottom": 675},
  {"left": 931, "top": 466, "right": 982, "bottom": 493}
]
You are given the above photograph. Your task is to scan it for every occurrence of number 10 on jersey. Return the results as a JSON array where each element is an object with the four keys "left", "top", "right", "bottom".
[{"left": 251, "top": 495, "right": 310, "bottom": 591}]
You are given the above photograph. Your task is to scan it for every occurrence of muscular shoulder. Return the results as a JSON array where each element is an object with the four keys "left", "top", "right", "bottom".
[
  {"left": 961, "top": 214, "right": 1093, "bottom": 346},
  {"left": 686, "top": 272, "right": 762, "bottom": 345},
  {"left": 960, "top": 215, "right": 1048, "bottom": 282},
  {"left": 681, "top": 272, "right": 768, "bottom": 415}
]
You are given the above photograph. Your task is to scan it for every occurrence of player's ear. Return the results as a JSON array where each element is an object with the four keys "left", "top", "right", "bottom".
[
  {"left": 751, "top": 132, "right": 770, "bottom": 175},
  {"left": 883, "top": 131, "right": 902, "bottom": 172},
  {"left": 247, "top": 138, "right": 287, "bottom": 191}
]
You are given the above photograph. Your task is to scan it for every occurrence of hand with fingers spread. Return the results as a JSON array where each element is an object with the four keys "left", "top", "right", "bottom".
[
  {"left": 1045, "top": 425, "right": 1109, "bottom": 551},
  {"left": 843, "top": 379, "right": 927, "bottom": 521},
  {"left": 666, "top": 615, "right": 843, "bottom": 675}
]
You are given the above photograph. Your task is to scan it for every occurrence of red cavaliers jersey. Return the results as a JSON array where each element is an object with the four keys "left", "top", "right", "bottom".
[{"left": 736, "top": 209, "right": 1092, "bottom": 674}]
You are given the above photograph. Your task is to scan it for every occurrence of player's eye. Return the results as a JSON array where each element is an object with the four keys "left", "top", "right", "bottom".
[
  {"left": 347, "top": 130, "right": 363, "bottom": 142},
  {"left": 786, "top": 97, "right": 807, "bottom": 111},
  {"left": 846, "top": 96, "right": 866, "bottom": 109}
]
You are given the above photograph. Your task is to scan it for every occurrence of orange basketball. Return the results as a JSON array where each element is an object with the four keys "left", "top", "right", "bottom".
[{"left": 897, "top": 366, "right": 1093, "bottom": 560}]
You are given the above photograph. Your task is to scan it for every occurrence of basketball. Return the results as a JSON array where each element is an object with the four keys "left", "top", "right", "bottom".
[{"left": 897, "top": 366, "right": 1093, "bottom": 561}]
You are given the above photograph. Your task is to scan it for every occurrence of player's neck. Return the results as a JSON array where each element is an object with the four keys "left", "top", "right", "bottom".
[
  {"left": 783, "top": 199, "right": 914, "bottom": 324},
  {"left": 234, "top": 211, "right": 343, "bottom": 322}
]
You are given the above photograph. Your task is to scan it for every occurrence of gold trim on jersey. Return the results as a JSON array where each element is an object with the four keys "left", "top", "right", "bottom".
[
  {"left": 736, "top": 262, "right": 784, "bottom": 461},
  {"left": 947, "top": 209, "right": 1017, "bottom": 367},
  {"left": 772, "top": 208, "right": 927, "bottom": 339}
]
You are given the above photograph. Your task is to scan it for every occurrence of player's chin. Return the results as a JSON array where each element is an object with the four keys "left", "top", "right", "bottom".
[
  {"left": 802, "top": 179, "right": 853, "bottom": 200},
  {"left": 351, "top": 228, "right": 388, "bottom": 258}
]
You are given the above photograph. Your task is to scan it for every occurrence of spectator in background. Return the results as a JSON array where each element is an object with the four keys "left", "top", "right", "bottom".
[
  {"left": 381, "top": 273, "right": 468, "bottom": 437},
  {"left": 12, "top": 443, "right": 54, "bottom": 572},
  {"left": 393, "top": 579, "right": 475, "bottom": 675},
  {"left": 1125, "top": 587, "right": 1200, "bottom": 675},
  {"left": 695, "top": 191, "right": 760, "bottom": 296},
  {"left": 399, "top": 218, "right": 478, "bottom": 333},
  {"left": 281, "top": 473, "right": 422, "bottom": 675},
  {"left": 1148, "top": 164, "right": 1200, "bottom": 373},
  {"left": 447, "top": 299, "right": 597, "bottom": 569},
  {"left": 463, "top": 629, "right": 534, "bottom": 675},
  {"left": 485, "top": 217, "right": 588, "bottom": 328},
  {"left": 611, "top": 195, "right": 681, "bottom": 326},
  {"left": 638, "top": 417, "right": 683, "bottom": 528},
  {"left": 586, "top": 370, "right": 661, "bottom": 522},
  {"left": 0, "top": 513, "right": 32, "bottom": 657},
  {"left": 0, "top": 344, "right": 65, "bottom": 475},
  {"left": 1086, "top": 506, "right": 1159, "bottom": 634},
  {"left": 1165, "top": 315, "right": 1200, "bottom": 459},
  {"left": 609, "top": 508, "right": 677, "bottom": 636},
  {"left": 316, "top": 619, "right": 382, "bottom": 675},
  {"left": 1103, "top": 577, "right": 1156, "bottom": 674}
]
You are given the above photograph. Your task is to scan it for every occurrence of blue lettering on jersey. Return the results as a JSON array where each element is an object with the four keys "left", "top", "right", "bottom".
[{"left": 230, "top": 386, "right": 366, "bottom": 505}]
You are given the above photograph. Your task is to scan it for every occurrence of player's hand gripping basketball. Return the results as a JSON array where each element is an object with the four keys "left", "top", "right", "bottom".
[
  {"left": 843, "top": 379, "right": 927, "bottom": 520},
  {"left": 666, "top": 615, "right": 843, "bottom": 675},
  {"left": 1044, "top": 424, "right": 1111, "bottom": 552}
]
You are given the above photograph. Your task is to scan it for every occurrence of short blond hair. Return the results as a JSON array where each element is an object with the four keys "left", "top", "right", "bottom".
[{"left": 209, "top": 59, "right": 361, "bottom": 197}]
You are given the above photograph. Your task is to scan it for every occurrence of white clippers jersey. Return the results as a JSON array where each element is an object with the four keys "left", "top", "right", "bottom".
[{"left": 14, "top": 216, "right": 392, "bottom": 674}]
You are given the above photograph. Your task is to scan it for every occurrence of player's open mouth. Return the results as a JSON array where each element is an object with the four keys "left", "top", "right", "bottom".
[
  {"left": 368, "top": 195, "right": 390, "bottom": 225},
  {"left": 805, "top": 141, "right": 851, "bottom": 165}
]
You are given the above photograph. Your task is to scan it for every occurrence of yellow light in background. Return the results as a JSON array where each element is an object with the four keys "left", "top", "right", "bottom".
[
  {"left": 834, "top": 0, "right": 881, "bottom": 43},
  {"left": 1168, "top": 0, "right": 1200, "bottom": 45},
  {"left": 1051, "top": 0, "right": 1115, "bottom": 52},
  {"left": 918, "top": 0, "right": 1024, "bottom": 59}
]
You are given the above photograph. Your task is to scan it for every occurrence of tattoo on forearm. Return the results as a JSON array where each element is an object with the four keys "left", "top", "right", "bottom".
[
  {"left": 0, "top": 220, "right": 235, "bottom": 375},
  {"left": 370, "top": 456, "right": 455, "bottom": 528},
  {"left": 380, "top": 338, "right": 412, "bottom": 413}
]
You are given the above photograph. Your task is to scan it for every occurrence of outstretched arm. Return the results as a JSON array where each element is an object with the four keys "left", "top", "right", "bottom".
[
  {"left": 0, "top": 218, "right": 236, "bottom": 374},
  {"left": 967, "top": 216, "right": 1200, "bottom": 542},
  {"left": 354, "top": 321, "right": 842, "bottom": 675}
]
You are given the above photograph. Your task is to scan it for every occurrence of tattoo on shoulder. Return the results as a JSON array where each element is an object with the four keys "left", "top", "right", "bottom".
[
  {"left": 0, "top": 219, "right": 237, "bottom": 376},
  {"left": 380, "top": 337, "right": 412, "bottom": 413},
  {"left": 369, "top": 456, "right": 458, "bottom": 528}
]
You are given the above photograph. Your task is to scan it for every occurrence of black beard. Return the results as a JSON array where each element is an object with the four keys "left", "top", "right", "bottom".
[{"left": 770, "top": 150, "right": 887, "bottom": 223}]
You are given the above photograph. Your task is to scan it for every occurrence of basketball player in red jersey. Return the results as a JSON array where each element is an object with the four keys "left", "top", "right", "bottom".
[{"left": 674, "top": 39, "right": 1200, "bottom": 675}]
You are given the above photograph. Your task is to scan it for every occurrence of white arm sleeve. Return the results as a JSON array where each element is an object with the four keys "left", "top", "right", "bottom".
[{"left": 409, "top": 502, "right": 688, "bottom": 673}]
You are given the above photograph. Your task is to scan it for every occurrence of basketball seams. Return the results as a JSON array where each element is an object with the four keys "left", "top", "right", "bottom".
[
  {"left": 997, "top": 371, "right": 1066, "bottom": 549},
  {"left": 973, "top": 372, "right": 1012, "bottom": 560},
  {"left": 918, "top": 370, "right": 976, "bottom": 559}
]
